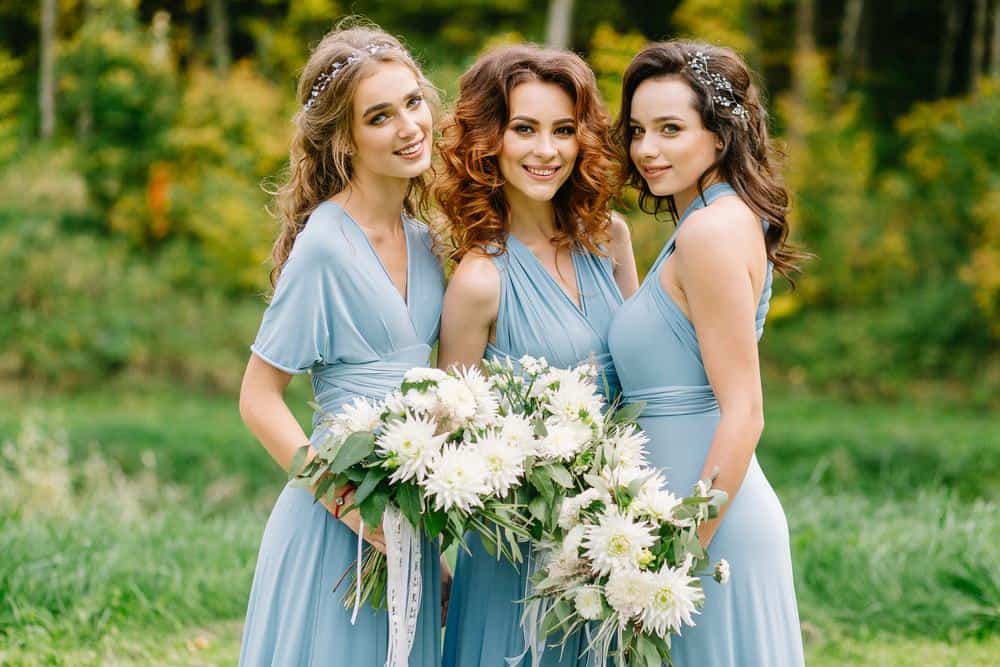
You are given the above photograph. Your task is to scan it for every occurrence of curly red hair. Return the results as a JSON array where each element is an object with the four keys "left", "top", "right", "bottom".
[{"left": 435, "top": 45, "right": 618, "bottom": 259}]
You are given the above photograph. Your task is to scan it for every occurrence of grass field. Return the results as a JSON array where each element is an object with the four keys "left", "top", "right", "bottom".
[{"left": 1, "top": 381, "right": 996, "bottom": 665}]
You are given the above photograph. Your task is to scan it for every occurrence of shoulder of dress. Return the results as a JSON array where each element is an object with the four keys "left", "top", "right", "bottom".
[{"left": 291, "top": 204, "right": 353, "bottom": 261}]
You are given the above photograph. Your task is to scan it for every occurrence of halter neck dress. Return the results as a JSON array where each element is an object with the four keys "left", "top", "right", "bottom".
[
  {"left": 239, "top": 201, "right": 445, "bottom": 667},
  {"left": 607, "top": 183, "right": 804, "bottom": 666},
  {"left": 443, "top": 234, "right": 623, "bottom": 667}
]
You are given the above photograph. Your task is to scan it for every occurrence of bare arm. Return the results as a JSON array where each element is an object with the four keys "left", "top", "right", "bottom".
[
  {"left": 609, "top": 212, "right": 640, "bottom": 299},
  {"left": 238, "top": 353, "right": 386, "bottom": 552},
  {"left": 671, "top": 208, "right": 766, "bottom": 547},
  {"left": 437, "top": 253, "right": 501, "bottom": 372}
]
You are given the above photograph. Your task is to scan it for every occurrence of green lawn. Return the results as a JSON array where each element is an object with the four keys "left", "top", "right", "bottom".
[{"left": 0, "top": 384, "right": 996, "bottom": 664}]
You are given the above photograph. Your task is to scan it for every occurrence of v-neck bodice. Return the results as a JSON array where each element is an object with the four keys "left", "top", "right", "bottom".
[
  {"left": 251, "top": 201, "right": 444, "bottom": 424},
  {"left": 485, "top": 235, "right": 624, "bottom": 398}
]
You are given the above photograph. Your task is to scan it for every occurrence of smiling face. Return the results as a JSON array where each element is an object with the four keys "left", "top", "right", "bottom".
[
  {"left": 628, "top": 75, "right": 721, "bottom": 209},
  {"left": 350, "top": 62, "right": 433, "bottom": 182},
  {"left": 498, "top": 80, "right": 580, "bottom": 204}
]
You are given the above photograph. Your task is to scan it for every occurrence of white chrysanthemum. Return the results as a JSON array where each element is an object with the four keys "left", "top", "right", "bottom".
[
  {"left": 538, "top": 418, "right": 592, "bottom": 461},
  {"left": 383, "top": 390, "right": 407, "bottom": 415},
  {"left": 519, "top": 355, "right": 549, "bottom": 375},
  {"left": 599, "top": 464, "right": 652, "bottom": 491},
  {"left": 339, "top": 396, "right": 383, "bottom": 433},
  {"left": 557, "top": 488, "right": 610, "bottom": 530},
  {"left": 403, "top": 367, "right": 449, "bottom": 383},
  {"left": 434, "top": 376, "right": 478, "bottom": 426},
  {"left": 546, "top": 525, "right": 587, "bottom": 579},
  {"left": 531, "top": 367, "right": 578, "bottom": 395},
  {"left": 424, "top": 445, "right": 490, "bottom": 512},
  {"left": 545, "top": 378, "right": 604, "bottom": 423},
  {"left": 475, "top": 430, "right": 525, "bottom": 496},
  {"left": 498, "top": 414, "right": 538, "bottom": 455},
  {"left": 574, "top": 586, "right": 605, "bottom": 621},
  {"left": 605, "top": 424, "right": 649, "bottom": 469},
  {"left": 376, "top": 414, "right": 446, "bottom": 484},
  {"left": 402, "top": 388, "right": 439, "bottom": 415},
  {"left": 604, "top": 568, "right": 652, "bottom": 620},
  {"left": 583, "top": 508, "right": 656, "bottom": 576},
  {"left": 631, "top": 475, "right": 683, "bottom": 523},
  {"left": 714, "top": 559, "right": 730, "bottom": 584},
  {"left": 638, "top": 566, "right": 704, "bottom": 638},
  {"left": 454, "top": 366, "right": 499, "bottom": 425}
]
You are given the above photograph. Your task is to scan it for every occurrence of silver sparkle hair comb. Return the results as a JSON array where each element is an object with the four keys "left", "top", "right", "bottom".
[
  {"left": 303, "top": 41, "right": 399, "bottom": 111},
  {"left": 686, "top": 51, "right": 749, "bottom": 122}
]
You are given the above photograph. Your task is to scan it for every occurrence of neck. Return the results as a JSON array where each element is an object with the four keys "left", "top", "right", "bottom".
[
  {"left": 331, "top": 169, "right": 410, "bottom": 232},
  {"left": 673, "top": 178, "right": 724, "bottom": 222},
  {"left": 504, "top": 184, "right": 557, "bottom": 244}
]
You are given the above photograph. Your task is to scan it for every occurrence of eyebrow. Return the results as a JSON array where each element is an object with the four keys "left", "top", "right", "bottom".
[
  {"left": 630, "top": 115, "right": 685, "bottom": 124},
  {"left": 362, "top": 87, "right": 422, "bottom": 117},
  {"left": 509, "top": 115, "right": 576, "bottom": 125}
]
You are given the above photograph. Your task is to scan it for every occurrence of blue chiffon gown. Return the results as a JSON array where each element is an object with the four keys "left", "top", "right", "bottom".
[
  {"left": 239, "top": 201, "right": 445, "bottom": 666},
  {"left": 443, "top": 235, "right": 624, "bottom": 667},
  {"left": 607, "top": 183, "right": 804, "bottom": 666}
]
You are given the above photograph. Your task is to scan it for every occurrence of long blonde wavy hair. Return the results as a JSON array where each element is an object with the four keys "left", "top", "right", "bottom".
[{"left": 267, "top": 20, "right": 436, "bottom": 287}]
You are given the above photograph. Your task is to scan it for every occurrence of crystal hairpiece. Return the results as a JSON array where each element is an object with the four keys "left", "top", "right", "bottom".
[
  {"left": 686, "top": 51, "right": 749, "bottom": 122},
  {"left": 303, "top": 41, "right": 398, "bottom": 111}
]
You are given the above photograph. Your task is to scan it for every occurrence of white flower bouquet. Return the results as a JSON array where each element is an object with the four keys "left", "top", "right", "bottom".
[
  {"left": 290, "top": 365, "right": 532, "bottom": 613},
  {"left": 523, "top": 422, "right": 731, "bottom": 667}
]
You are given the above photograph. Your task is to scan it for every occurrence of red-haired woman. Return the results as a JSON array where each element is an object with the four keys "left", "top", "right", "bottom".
[{"left": 435, "top": 44, "right": 638, "bottom": 666}]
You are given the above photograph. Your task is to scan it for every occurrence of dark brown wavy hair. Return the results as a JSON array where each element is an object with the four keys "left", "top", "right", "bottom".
[
  {"left": 267, "top": 19, "right": 437, "bottom": 287},
  {"left": 615, "top": 40, "right": 808, "bottom": 281},
  {"left": 435, "top": 44, "right": 618, "bottom": 260}
]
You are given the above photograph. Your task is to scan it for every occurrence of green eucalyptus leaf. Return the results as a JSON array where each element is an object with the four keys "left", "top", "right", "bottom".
[
  {"left": 330, "top": 431, "right": 376, "bottom": 474},
  {"left": 354, "top": 467, "right": 391, "bottom": 505},
  {"left": 288, "top": 445, "right": 311, "bottom": 480},
  {"left": 424, "top": 507, "right": 447, "bottom": 539},
  {"left": 358, "top": 486, "right": 389, "bottom": 527},
  {"left": 547, "top": 464, "right": 574, "bottom": 488},
  {"left": 395, "top": 482, "right": 423, "bottom": 527}
]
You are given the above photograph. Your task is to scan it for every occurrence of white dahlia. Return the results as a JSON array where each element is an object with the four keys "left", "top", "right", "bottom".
[
  {"left": 604, "top": 568, "right": 652, "bottom": 620},
  {"left": 583, "top": 508, "right": 656, "bottom": 576},
  {"left": 498, "top": 414, "right": 538, "bottom": 455},
  {"left": 538, "top": 418, "right": 592, "bottom": 461},
  {"left": 574, "top": 586, "right": 605, "bottom": 621},
  {"left": 475, "top": 430, "right": 526, "bottom": 496},
  {"left": 338, "top": 396, "right": 383, "bottom": 433},
  {"left": 638, "top": 566, "right": 704, "bottom": 638},
  {"left": 631, "top": 478, "right": 683, "bottom": 524},
  {"left": 454, "top": 366, "right": 499, "bottom": 425},
  {"left": 376, "top": 414, "right": 446, "bottom": 484},
  {"left": 557, "top": 488, "right": 610, "bottom": 530},
  {"left": 403, "top": 367, "right": 449, "bottom": 384},
  {"left": 605, "top": 424, "right": 650, "bottom": 469},
  {"left": 545, "top": 378, "right": 604, "bottom": 423},
  {"left": 434, "top": 376, "right": 478, "bottom": 426},
  {"left": 546, "top": 524, "right": 587, "bottom": 579},
  {"left": 402, "top": 388, "right": 439, "bottom": 415},
  {"left": 424, "top": 445, "right": 490, "bottom": 512},
  {"left": 518, "top": 355, "right": 549, "bottom": 376}
]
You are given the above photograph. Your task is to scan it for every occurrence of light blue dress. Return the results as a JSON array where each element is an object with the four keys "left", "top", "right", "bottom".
[
  {"left": 607, "top": 183, "right": 804, "bottom": 666},
  {"left": 239, "top": 202, "right": 445, "bottom": 667},
  {"left": 443, "top": 234, "right": 623, "bottom": 667}
]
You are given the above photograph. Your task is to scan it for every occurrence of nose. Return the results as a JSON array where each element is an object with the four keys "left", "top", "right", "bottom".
[
  {"left": 397, "top": 111, "right": 420, "bottom": 139},
  {"left": 634, "top": 132, "right": 657, "bottom": 160},
  {"left": 532, "top": 133, "right": 557, "bottom": 161}
]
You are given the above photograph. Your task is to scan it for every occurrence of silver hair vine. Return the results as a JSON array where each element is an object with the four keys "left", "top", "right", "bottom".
[
  {"left": 303, "top": 41, "right": 399, "bottom": 111},
  {"left": 686, "top": 51, "right": 749, "bottom": 122}
]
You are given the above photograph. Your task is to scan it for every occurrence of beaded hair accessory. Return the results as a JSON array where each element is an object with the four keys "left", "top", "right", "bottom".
[
  {"left": 303, "top": 40, "right": 399, "bottom": 111},
  {"left": 686, "top": 51, "right": 750, "bottom": 121}
]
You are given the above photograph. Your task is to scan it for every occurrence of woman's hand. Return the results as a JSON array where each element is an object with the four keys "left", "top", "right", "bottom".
[{"left": 322, "top": 485, "right": 387, "bottom": 554}]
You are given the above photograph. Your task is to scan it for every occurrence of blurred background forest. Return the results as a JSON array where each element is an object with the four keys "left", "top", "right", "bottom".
[
  {"left": 0, "top": 0, "right": 996, "bottom": 403},
  {"left": 1, "top": 1, "right": 998, "bottom": 665}
]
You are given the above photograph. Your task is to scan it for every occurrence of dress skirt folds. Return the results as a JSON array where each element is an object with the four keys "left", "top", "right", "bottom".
[
  {"left": 239, "top": 202, "right": 445, "bottom": 666},
  {"left": 607, "top": 183, "right": 805, "bottom": 667},
  {"left": 443, "top": 235, "right": 623, "bottom": 667}
]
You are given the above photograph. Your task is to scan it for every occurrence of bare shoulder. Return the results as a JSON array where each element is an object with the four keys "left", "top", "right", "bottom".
[
  {"left": 609, "top": 211, "right": 632, "bottom": 243},
  {"left": 674, "top": 197, "right": 761, "bottom": 264},
  {"left": 446, "top": 250, "right": 501, "bottom": 307}
]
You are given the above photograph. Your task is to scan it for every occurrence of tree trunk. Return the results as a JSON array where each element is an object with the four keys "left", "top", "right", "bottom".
[
  {"left": 936, "top": 2, "right": 961, "bottom": 97},
  {"left": 39, "top": 0, "right": 56, "bottom": 139},
  {"left": 971, "top": 0, "right": 987, "bottom": 91},
  {"left": 991, "top": 0, "right": 999, "bottom": 78},
  {"left": 208, "top": 0, "right": 230, "bottom": 76},
  {"left": 833, "top": 0, "right": 863, "bottom": 106},
  {"left": 545, "top": 0, "right": 575, "bottom": 50}
]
